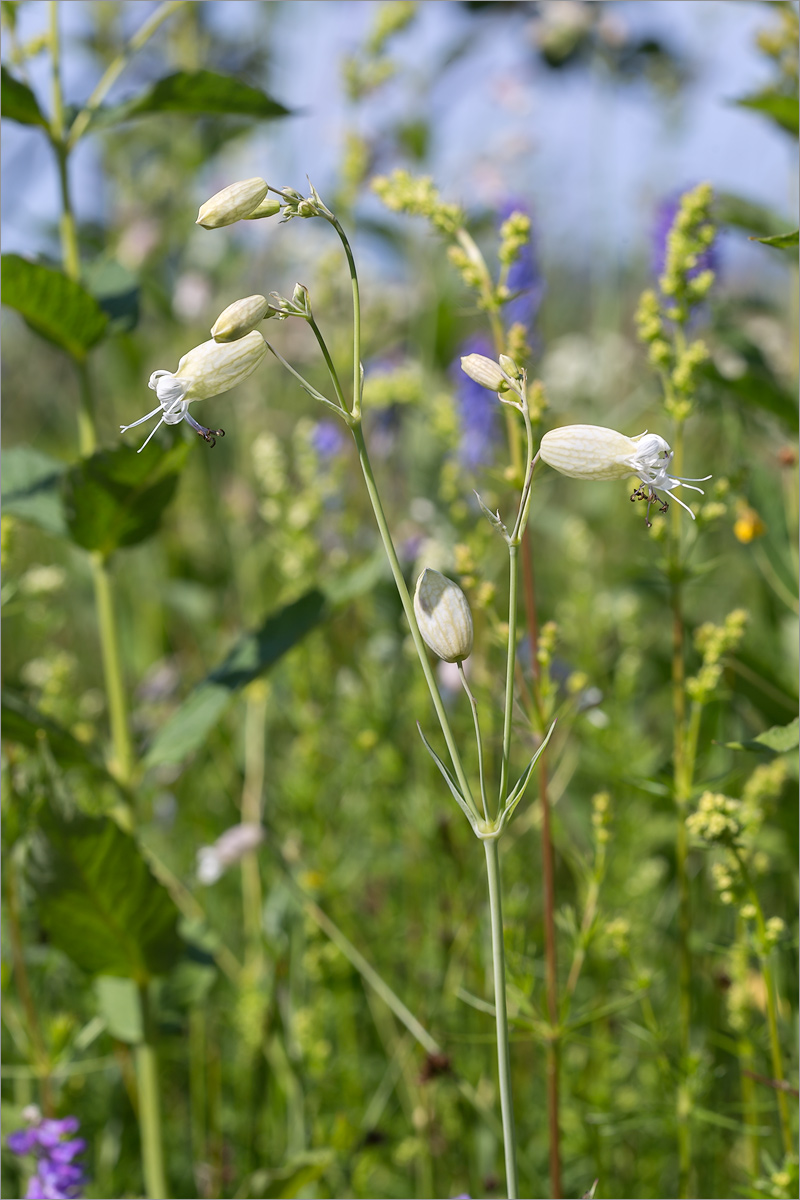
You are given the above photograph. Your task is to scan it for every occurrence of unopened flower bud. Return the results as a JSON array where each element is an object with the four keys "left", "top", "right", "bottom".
[
  {"left": 243, "top": 196, "right": 281, "bottom": 221},
  {"left": 211, "top": 295, "right": 271, "bottom": 342},
  {"left": 196, "top": 177, "right": 269, "bottom": 229},
  {"left": 499, "top": 354, "right": 521, "bottom": 380},
  {"left": 460, "top": 354, "right": 508, "bottom": 392},
  {"left": 414, "top": 568, "right": 473, "bottom": 663}
]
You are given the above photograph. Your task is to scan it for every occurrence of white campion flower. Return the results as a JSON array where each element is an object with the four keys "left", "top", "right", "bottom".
[
  {"left": 414, "top": 568, "right": 474, "bottom": 663},
  {"left": 196, "top": 823, "right": 266, "bottom": 885},
  {"left": 121, "top": 330, "right": 268, "bottom": 452},
  {"left": 539, "top": 424, "right": 710, "bottom": 523}
]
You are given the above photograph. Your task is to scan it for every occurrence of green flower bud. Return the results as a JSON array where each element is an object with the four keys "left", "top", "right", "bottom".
[
  {"left": 243, "top": 196, "right": 281, "bottom": 221},
  {"left": 414, "top": 568, "right": 473, "bottom": 663},
  {"left": 211, "top": 295, "right": 271, "bottom": 342},
  {"left": 196, "top": 177, "right": 269, "bottom": 229}
]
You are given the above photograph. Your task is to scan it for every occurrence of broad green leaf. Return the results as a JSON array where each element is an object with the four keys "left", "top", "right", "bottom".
[
  {"left": 63, "top": 441, "right": 188, "bottom": 557},
  {"left": 714, "top": 191, "right": 789, "bottom": 239},
  {"left": 27, "top": 803, "right": 182, "bottom": 981},
  {"left": 1, "top": 254, "right": 108, "bottom": 360},
  {"left": 1, "top": 65, "right": 48, "bottom": 128},
  {"left": 94, "top": 976, "right": 143, "bottom": 1043},
  {"left": 145, "top": 590, "right": 326, "bottom": 768},
  {"left": 97, "top": 69, "right": 290, "bottom": 126},
  {"left": 735, "top": 88, "right": 799, "bottom": 136},
  {"left": 84, "top": 257, "right": 140, "bottom": 333},
  {"left": 1, "top": 689, "right": 107, "bottom": 775},
  {"left": 1, "top": 446, "right": 67, "bottom": 536},
  {"left": 752, "top": 229, "right": 799, "bottom": 250},
  {"left": 725, "top": 716, "right": 799, "bottom": 754},
  {"left": 701, "top": 330, "right": 798, "bottom": 432}
]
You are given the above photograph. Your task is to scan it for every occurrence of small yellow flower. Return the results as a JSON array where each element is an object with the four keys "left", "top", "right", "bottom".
[{"left": 733, "top": 502, "right": 766, "bottom": 543}]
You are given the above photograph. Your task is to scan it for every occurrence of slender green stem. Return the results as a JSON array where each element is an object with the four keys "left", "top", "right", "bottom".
[
  {"left": 458, "top": 662, "right": 489, "bottom": 821},
  {"left": 484, "top": 839, "right": 518, "bottom": 1200},
  {"left": 350, "top": 423, "right": 478, "bottom": 815},
  {"left": 735, "top": 855, "right": 793, "bottom": 1155},
  {"left": 307, "top": 316, "right": 348, "bottom": 411},
  {"left": 4, "top": 865, "right": 53, "bottom": 1116},
  {"left": 264, "top": 341, "right": 341, "bottom": 413},
  {"left": 499, "top": 544, "right": 519, "bottom": 808},
  {"left": 66, "top": 1, "right": 184, "bottom": 149},
  {"left": 329, "top": 216, "right": 362, "bottom": 417},
  {"left": 240, "top": 687, "right": 267, "bottom": 962},
  {"left": 135, "top": 985, "right": 168, "bottom": 1200},
  {"left": 91, "top": 553, "right": 134, "bottom": 783}
]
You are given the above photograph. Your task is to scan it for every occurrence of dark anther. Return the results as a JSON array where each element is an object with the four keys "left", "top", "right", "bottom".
[{"left": 198, "top": 426, "right": 225, "bottom": 448}]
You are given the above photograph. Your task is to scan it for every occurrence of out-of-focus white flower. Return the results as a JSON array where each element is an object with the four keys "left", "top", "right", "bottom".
[
  {"left": 211, "top": 295, "right": 271, "bottom": 342},
  {"left": 414, "top": 568, "right": 474, "bottom": 663},
  {"left": 196, "top": 823, "right": 266, "bottom": 885},
  {"left": 121, "top": 331, "right": 267, "bottom": 452},
  {"left": 20, "top": 565, "right": 66, "bottom": 595},
  {"left": 539, "top": 424, "right": 710, "bottom": 521},
  {"left": 196, "top": 177, "right": 269, "bottom": 229}
]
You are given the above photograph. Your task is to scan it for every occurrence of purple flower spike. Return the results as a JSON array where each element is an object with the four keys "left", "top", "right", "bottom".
[
  {"left": 450, "top": 335, "right": 500, "bottom": 469},
  {"left": 7, "top": 1110, "right": 86, "bottom": 1200},
  {"left": 498, "top": 198, "right": 545, "bottom": 330}
]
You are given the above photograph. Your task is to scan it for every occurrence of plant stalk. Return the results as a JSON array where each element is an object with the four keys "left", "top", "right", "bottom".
[
  {"left": 484, "top": 838, "right": 519, "bottom": 1200},
  {"left": 135, "top": 985, "right": 168, "bottom": 1200}
]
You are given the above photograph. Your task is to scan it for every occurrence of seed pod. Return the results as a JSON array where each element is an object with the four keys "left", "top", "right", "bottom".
[
  {"left": 414, "top": 568, "right": 474, "bottom": 663},
  {"left": 211, "top": 295, "right": 271, "bottom": 342},
  {"left": 196, "top": 177, "right": 269, "bottom": 229},
  {"left": 460, "top": 354, "right": 508, "bottom": 392}
]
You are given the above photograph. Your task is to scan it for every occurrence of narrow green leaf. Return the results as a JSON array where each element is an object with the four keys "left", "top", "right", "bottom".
[
  {"left": 97, "top": 69, "right": 290, "bottom": 126},
  {"left": 2, "top": 689, "right": 107, "bottom": 775},
  {"left": 63, "top": 441, "right": 188, "bottom": 557},
  {"left": 725, "top": 716, "right": 799, "bottom": 754},
  {"left": 416, "top": 722, "right": 479, "bottom": 834},
  {"left": 1, "top": 254, "right": 108, "bottom": 360},
  {"left": 144, "top": 590, "right": 326, "bottom": 767},
  {"left": 751, "top": 229, "right": 799, "bottom": 250},
  {"left": 1, "top": 65, "right": 48, "bottom": 128},
  {"left": 27, "top": 804, "right": 182, "bottom": 981},
  {"left": 735, "top": 88, "right": 799, "bottom": 136},
  {"left": 1, "top": 446, "right": 67, "bottom": 536}
]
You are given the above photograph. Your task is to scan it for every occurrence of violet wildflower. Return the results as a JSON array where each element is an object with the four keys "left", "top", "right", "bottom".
[
  {"left": 499, "top": 199, "right": 544, "bottom": 330},
  {"left": 450, "top": 336, "right": 499, "bottom": 469},
  {"left": 310, "top": 419, "right": 347, "bottom": 460},
  {"left": 7, "top": 1109, "right": 86, "bottom": 1200}
]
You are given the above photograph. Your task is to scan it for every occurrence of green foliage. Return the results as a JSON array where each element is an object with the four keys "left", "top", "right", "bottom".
[
  {"left": 1, "top": 690, "right": 110, "bottom": 776},
  {"left": 0, "top": 64, "right": 48, "bottom": 127},
  {"left": 63, "top": 441, "right": 188, "bottom": 557},
  {"left": 97, "top": 69, "right": 291, "bottom": 125},
  {"left": 144, "top": 589, "right": 326, "bottom": 767},
  {"left": 736, "top": 88, "right": 799, "bottom": 135},
  {"left": 1, "top": 254, "right": 108, "bottom": 361},
  {"left": 1, "top": 446, "right": 67, "bottom": 536},
  {"left": 752, "top": 229, "right": 799, "bottom": 250},
  {"left": 26, "top": 804, "right": 183, "bottom": 981}
]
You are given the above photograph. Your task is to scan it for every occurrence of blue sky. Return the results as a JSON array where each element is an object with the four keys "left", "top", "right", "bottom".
[{"left": 2, "top": 1, "right": 796, "bottom": 285}]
